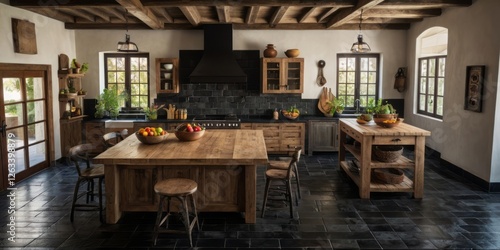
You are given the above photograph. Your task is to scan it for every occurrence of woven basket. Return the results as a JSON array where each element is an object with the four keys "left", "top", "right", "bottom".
[
  {"left": 373, "top": 168, "right": 404, "bottom": 184},
  {"left": 373, "top": 145, "right": 403, "bottom": 162}
]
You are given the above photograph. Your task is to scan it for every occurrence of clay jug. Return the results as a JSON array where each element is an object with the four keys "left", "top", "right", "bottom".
[{"left": 263, "top": 44, "right": 277, "bottom": 58}]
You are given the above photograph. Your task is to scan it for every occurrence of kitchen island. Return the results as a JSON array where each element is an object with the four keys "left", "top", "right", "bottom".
[{"left": 93, "top": 129, "right": 268, "bottom": 224}]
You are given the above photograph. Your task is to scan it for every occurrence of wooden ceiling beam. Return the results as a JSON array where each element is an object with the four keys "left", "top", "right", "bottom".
[
  {"left": 364, "top": 9, "right": 442, "bottom": 18},
  {"left": 326, "top": 0, "right": 385, "bottom": 28},
  {"left": 216, "top": 6, "right": 231, "bottom": 23},
  {"left": 142, "top": 0, "right": 354, "bottom": 8},
  {"left": 104, "top": 7, "right": 127, "bottom": 22},
  {"left": 298, "top": 7, "right": 316, "bottom": 23},
  {"left": 150, "top": 7, "right": 174, "bottom": 23},
  {"left": 245, "top": 6, "right": 260, "bottom": 24},
  {"left": 82, "top": 8, "right": 112, "bottom": 22},
  {"left": 10, "top": 0, "right": 120, "bottom": 7},
  {"left": 379, "top": 0, "right": 472, "bottom": 8},
  {"left": 116, "top": 0, "right": 163, "bottom": 29},
  {"left": 269, "top": 6, "right": 289, "bottom": 27},
  {"left": 58, "top": 8, "right": 96, "bottom": 22},
  {"left": 317, "top": 7, "right": 339, "bottom": 23},
  {"left": 27, "top": 8, "right": 74, "bottom": 23},
  {"left": 179, "top": 6, "right": 201, "bottom": 26}
]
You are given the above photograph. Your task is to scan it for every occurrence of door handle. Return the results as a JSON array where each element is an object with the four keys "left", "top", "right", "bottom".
[{"left": 0, "top": 120, "right": 6, "bottom": 137}]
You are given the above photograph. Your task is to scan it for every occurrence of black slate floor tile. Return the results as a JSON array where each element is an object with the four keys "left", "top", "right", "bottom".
[{"left": 1, "top": 152, "right": 500, "bottom": 249}]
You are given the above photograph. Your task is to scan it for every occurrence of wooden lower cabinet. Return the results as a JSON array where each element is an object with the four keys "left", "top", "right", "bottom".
[
  {"left": 118, "top": 165, "right": 244, "bottom": 212},
  {"left": 84, "top": 121, "right": 105, "bottom": 154},
  {"left": 60, "top": 119, "right": 83, "bottom": 158},
  {"left": 308, "top": 120, "right": 339, "bottom": 155},
  {"left": 246, "top": 122, "right": 305, "bottom": 154}
]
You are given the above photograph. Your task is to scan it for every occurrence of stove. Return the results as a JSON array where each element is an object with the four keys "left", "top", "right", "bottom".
[{"left": 193, "top": 114, "right": 241, "bottom": 129}]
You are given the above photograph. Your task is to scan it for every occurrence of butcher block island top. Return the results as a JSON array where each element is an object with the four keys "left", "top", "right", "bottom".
[
  {"left": 93, "top": 129, "right": 268, "bottom": 224},
  {"left": 94, "top": 129, "right": 268, "bottom": 166},
  {"left": 339, "top": 119, "right": 431, "bottom": 199}
]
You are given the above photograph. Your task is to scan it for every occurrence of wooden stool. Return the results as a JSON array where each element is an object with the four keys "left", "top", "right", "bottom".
[
  {"left": 153, "top": 178, "right": 199, "bottom": 246},
  {"left": 268, "top": 146, "right": 302, "bottom": 203}
]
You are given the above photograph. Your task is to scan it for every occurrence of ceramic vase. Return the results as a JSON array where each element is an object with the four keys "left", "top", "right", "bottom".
[{"left": 263, "top": 44, "right": 277, "bottom": 58}]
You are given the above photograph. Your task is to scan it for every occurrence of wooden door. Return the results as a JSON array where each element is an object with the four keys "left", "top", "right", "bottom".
[{"left": 0, "top": 65, "right": 52, "bottom": 190}]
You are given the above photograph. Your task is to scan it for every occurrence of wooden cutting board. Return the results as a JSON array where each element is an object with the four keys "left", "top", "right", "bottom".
[{"left": 317, "top": 87, "right": 335, "bottom": 115}]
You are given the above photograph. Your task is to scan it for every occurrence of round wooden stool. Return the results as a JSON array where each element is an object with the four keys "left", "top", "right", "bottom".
[{"left": 153, "top": 178, "right": 200, "bottom": 246}]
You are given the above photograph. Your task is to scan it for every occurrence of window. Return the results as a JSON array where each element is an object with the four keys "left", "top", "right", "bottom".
[
  {"left": 337, "top": 54, "right": 380, "bottom": 113},
  {"left": 417, "top": 56, "right": 446, "bottom": 118},
  {"left": 104, "top": 53, "right": 149, "bottom": 109},
  {"left": 416, "top": 27, "right": 448, "bottom": 119}
]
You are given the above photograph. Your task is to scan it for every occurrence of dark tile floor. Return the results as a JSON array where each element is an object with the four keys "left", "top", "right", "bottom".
[{"left": 1, "top": 151, "right": 500, "bottom": 249}]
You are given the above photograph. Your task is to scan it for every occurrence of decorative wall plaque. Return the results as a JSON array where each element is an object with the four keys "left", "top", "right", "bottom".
[
  {"left": 12, "top": 18, "right": 37, "bottom": 54},
  {"left": 464, "top": 65, "right": 485, "bottom": 112}
]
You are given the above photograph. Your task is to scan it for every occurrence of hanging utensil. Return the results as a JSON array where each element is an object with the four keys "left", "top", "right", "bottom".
[{"left": 317, "top": 60, "right": 327, "bottom": 86}]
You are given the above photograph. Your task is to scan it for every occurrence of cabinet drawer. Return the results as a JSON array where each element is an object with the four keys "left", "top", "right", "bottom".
[
  {"left": 340, "top": 124, "right": 362, "bottom": 141},
  {"left": 253, "top": 124, "right": 280, "bottom": 130},
  {"left": 282, "top": 131, "right": 301, "bottom": 139},
  {"left": 372, "top": 136, "right": 415, "bottom": 145},
  {"left": 240, "top": 123, "right": 252, "bottom": 129},
  {"left": 281, "top": 124, "right": 303, "bottom": 130}
]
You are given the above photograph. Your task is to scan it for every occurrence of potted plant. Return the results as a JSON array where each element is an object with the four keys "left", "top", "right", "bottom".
[
  {"left": 71, "top": 58, "right": 81, "bottom": 74},
  {"left": 325, "top": 98, "right": 344, "bottom": 117},
  {"left": 144, "top": 104, "right": 165, "bottom": 120},
  {"left": 372, "top": 99, "right": 397, "bottom": 122},
  {"left": 95, "top": 88, "right": 129, "bottom": 119}
]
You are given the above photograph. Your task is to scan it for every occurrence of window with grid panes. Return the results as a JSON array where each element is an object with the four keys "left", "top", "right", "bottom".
[
  {"left": 417, "top": 56, "right": 445, "bottom": 118},
  {"left": 337, "top": 54, "right": 380, "bottom": 113},
  {"left": 104, "top": 53, "right": 149, "bottom": 109}
]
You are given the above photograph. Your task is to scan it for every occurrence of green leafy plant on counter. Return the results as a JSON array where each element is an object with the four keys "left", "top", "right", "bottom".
[
  {"left": 95, "top": 87, "right": 129, "bottom": 119},
  {"left": 326, "top": 98, "right": 344, "bottom": 115}
]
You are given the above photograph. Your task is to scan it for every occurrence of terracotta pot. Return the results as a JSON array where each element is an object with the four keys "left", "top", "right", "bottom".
[{"left": 263, "top": 44, "right": 277, "bottom": 58}]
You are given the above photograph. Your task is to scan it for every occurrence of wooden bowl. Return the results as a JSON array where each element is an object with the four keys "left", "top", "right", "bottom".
[
  {"left": 174, "top": 123, "right": 206, "bottom": 141},
  {"left": 135, "top": 132, "right": 168, "bottom": 144},
  {"left": 375, "top": 118, "right": 403, "bottom": 128},
  {"left": 356, "top": 119, "right": 368, "bottom": 125},
  {"left": 175, "top": 130, "right": 205, "bottom": 141},
  {"left": 284, "top": 49, "right": 300, "bottom": 58},
  {"left": 373, "top": 114, "right": 397, "bottom": 123}
]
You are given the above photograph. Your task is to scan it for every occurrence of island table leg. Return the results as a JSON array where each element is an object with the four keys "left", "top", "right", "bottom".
[
  {"left": 244, "top": 165, "right": 257, "bottom": 223},
  {"left": 104, "top": 164, "right": 121, "bottom": 224}
]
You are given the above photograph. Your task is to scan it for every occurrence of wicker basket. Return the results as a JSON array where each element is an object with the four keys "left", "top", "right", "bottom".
[
  {"left": 373, "top": 145, "right": 403, "bottom": 162},
  {"left": 373, "top": 168, "right": 404, "bottom": 184}
]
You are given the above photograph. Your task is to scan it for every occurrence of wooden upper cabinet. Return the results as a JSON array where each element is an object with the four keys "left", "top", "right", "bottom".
[
  {"left": 155, "top": 58, "right": 179, "bottom": 93},
  {"left": 261, "top": 58, "right": 303, "bottom": 94}
]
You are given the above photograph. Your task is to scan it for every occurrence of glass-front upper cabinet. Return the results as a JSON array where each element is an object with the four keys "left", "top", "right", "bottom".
[
  {"left": 156, "top": 58, "right": 179, "bottom": 93},
  {"left": 261, "top": 58, "right": 303, "bottom": 94}
]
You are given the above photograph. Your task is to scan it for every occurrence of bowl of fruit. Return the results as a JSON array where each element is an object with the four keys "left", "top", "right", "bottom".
[
  {"left": 136, "top": 126, "right": 168, "bottom": 144},
  {"left": 175, "top": 123, "right": 206, "bottom": 141},
  {"left": 282, "top": 106, "right": 300, "bottom": 120},
  {"left": 375, "top": 118, "right": 404, "bottom": 128}
]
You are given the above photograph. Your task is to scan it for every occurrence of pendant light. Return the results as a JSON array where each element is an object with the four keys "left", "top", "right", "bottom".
[
  {"left": 351, "top": 9, "right": 371, "bottom": 53},
  {"left": 117, "top": 9, "right": 139, "bottom": 52}
]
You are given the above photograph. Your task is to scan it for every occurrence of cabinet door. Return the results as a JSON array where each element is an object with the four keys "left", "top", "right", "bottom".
[
  {"left": 280, "top": 123, "right": 305, "bottom": 151},
  {"left": 309, "top": 121, "right": 338, "bottom": 154},
  {"left": 283, "top": 58, "right": 304, "bottom": 93},
  {"left": 60, "top": 120, "right": 83, "bottom": 157},
  {"left": 120, "top": 166, "right": 158, "bottom": 211},
  {"left": 253, "top": 123, "right": 280, "bottom": 152},
  {"left": 261, "top": 58, "right": 283, "bottom": 93},
  {"left": 156, "top": 58, "right": 179, "bottom": 93},
  {"left": 85, "top": 122, "right": 105, "bottom": 154}
]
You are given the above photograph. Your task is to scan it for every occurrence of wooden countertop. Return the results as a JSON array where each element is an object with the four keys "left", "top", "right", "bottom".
[
  {"left": 93, "top": 129, "right": 269, "bottom": 166},
  {"left": 340, "top": 119, "right": 431, "bottom": 136}
]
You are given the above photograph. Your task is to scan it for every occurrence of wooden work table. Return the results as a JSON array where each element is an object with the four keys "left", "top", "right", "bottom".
[
  {"left": 93, "top": 129, "right": 268, "bottom": 224},
  {"left": 338, "top": 119, "right": 431, "bottom": 199}
]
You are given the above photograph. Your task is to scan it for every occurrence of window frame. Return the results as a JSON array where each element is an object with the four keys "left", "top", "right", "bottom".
[
  {"left": 417, "top": 55, "right": 446, "bottom": 119},
  {"left": 336, "top": 53, "right": 380, "bottom": 113},
  {"left": 104, "top": 53, "right": 150, "bottom": 109}
]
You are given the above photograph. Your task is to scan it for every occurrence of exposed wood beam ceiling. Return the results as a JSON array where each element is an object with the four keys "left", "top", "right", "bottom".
[{"left": 9, "top": 0, "right": 473, "bottom": 30}]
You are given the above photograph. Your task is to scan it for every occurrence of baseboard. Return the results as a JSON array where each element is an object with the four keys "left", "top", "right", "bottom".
[{"left": 434, "top": 149, "right": 500, "bottom": 193}]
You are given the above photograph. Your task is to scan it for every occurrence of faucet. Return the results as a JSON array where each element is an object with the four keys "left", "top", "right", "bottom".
[{"left": 354, "top": 99, "right": 360, "bottom": 114}]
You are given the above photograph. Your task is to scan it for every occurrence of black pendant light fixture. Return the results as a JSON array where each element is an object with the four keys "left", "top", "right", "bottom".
[
  {"left": 117, "top": 9, "right": 139, "bottom": 52},
  {"left": 351, "top": 9, "right": 371, "bottom": 53}
]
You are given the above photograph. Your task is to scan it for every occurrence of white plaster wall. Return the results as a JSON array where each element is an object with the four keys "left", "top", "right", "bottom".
[
  {"left": 0, "top": 3, "right": 77, "bottom": 160},
  {"left": 405, "top": 0, "right": 500, "bottom": 182},
  {"left": 75, "top": 29, "right": 407, "bottom": 100}
]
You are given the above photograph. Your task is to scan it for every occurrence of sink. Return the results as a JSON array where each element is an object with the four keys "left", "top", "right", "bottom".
[
  {"left": 105, "top": 120, "right": 135, "bottom": 129},
  {"left": 339, "top": 113, "right": 361, "bottom": 118}
]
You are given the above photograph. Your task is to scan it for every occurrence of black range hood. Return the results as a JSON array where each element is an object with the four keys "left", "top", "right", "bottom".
[{"left": 189, "top": 24, "right": 247, "bottom": 83}]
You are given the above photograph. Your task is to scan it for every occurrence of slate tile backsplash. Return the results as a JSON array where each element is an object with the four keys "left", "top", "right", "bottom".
[{"left": 155, "top": 82, "right": 318, "bottom": 118}]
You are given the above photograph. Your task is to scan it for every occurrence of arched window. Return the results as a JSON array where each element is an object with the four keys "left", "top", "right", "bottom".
[{"left": 416, "top": 27, "right": 448, "bottom": 119}]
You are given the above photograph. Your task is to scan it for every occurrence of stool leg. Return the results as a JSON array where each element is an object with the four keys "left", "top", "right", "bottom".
[
  {"left": 71, "top": 178, "right": 82, "bottom": 222},
  {"left": 153, "top": 196, "right": 165, "bottom": 245},
  {"left": 261, "top": 178, "right": 271, "bottom": 218},
  {"left": 190, "top": 194, "right": 200, "bottom": 231},
  {"left": 287, "top": 180, "right": 294, "bottom": 219},
  {"left": 294, "top": 164, "right": 301, "bottom": 200},
  {"left": 180, "top": 196, "right": 193, "bottom": 247}
]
